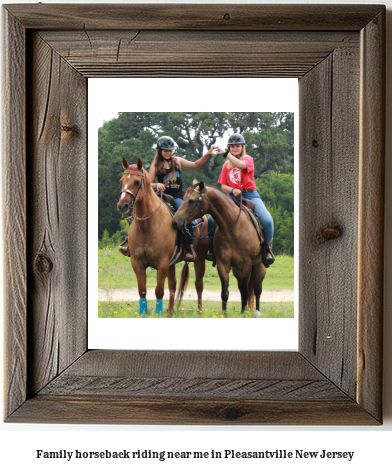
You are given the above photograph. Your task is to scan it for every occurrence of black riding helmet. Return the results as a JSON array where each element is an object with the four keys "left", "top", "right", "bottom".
[
  {"left": 156, "top": 136, "right": 177, "bottom": 150},
  {"left": 227, "top": 133, "right": 246, "bottom": 145}
]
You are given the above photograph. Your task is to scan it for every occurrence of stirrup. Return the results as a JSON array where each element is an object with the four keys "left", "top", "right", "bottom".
[
  {"left": 205, "top": 242, "right": 214, "bottom": 262},
  {"left": 265, "top": 248, "right": 275, "bottom": 266},
  {"left": 118, "top": 245, "right": 130, "bottom": 257},
  {"left": 205, "top": 250, "right": 214, "bottom": 262},
  {"left": 184, "top": 245, "right": 196, "bottom": 262}
]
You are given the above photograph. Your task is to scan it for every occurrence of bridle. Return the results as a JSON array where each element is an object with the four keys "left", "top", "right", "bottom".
[
  {"left": 120, "top": 167, "right": 163, "bottom": 221},
  {"left": 183, "top": 184, "right": 243, "bottom": 240},
  {"left": 120, "top": 168, "right": 145, "bottom": 206}
]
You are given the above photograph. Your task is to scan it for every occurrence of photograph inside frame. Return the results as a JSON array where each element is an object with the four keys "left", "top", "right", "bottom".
[{"left": 97, "top": 111, "right": 294, "bottom": 320}]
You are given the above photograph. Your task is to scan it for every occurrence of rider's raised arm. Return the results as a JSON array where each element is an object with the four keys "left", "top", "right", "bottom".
[
  {"left": 179, "top": 146, "right": 214, "bottom": 169},
  {"left": 226, "top": 152, "right": 247, "bottom": 170}
]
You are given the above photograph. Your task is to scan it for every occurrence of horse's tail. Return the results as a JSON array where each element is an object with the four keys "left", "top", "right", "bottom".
[
  {"left": 247, "top": 265, "right": 255, "bottom": 312},
  {"left": 175, "top": 262, "right": 190, "bottom": 308}
]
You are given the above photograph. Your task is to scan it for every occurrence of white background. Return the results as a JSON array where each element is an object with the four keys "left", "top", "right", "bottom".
[
  {"left": 88, "top": 77, "right": 299, "bottom": 351},
  {"left": 1, "top": 1, "right": 391, "bottom": 473}
]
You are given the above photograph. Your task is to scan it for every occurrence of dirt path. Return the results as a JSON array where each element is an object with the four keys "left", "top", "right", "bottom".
[{"left": 98, "top": 288, "right": 294, "bottom": 302}]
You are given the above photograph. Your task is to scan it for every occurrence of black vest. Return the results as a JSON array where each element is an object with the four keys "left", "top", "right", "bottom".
[{"left": 157, "top": 165, "right": 183, "bottom": 199}]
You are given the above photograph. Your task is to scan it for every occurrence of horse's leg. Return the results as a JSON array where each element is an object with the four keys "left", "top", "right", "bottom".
[
  {"left": 233, "top": 265, "right": 252, "bottom": 313},
  {"left": 253, "top": 262, "right": 266, "bottom": 317},
  {"left": 194, "top": 255, "right": 206, "bottom": 311},
  {"left": 216, "top": 260, "right": 231, "bottom": 314},
  {"left": 132, "top": 260, "right": 148, "bottom": 315},
  {"left": 155, "top": 262, "right": 169, "bottom": 317},
  {"left": 166, "top": 264, "right": 176, "bottom": 317}
]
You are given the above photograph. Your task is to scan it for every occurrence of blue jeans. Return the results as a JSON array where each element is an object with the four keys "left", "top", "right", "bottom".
[
  {"left": 207, "top": 191, "right": 273, "bottom": 243},
  {"left": 174, "top": 198, "right": 194, "bottom": 247}
]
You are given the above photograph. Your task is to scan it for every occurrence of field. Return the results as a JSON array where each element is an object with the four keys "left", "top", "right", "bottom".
[
  {"left": 98, "top": 248, "right": 294, "bottom": 318},
  {"left": 98, "top": 300, "right": 293, "bottom": 318},
  {"left": 98, "top": 248, "right": 294, "bottom": 291}
]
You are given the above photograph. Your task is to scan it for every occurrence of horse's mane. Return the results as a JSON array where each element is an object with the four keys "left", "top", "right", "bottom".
[{"left": 185, "top": 182, "right": 236, "bottom": 207}]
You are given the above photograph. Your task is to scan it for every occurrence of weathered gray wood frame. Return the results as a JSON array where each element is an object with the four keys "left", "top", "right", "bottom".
[{"left": 2, "top": 4, "right": 385, "bottom": 424}]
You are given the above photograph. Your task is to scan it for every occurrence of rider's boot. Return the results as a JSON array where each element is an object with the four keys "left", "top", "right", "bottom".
[
  {"left": 184, "top": 245, "right": 196, "bottom": 262},
  {"left": 118, "top": 238, "right": 130, "bottom": 257},
  {"left": 205, "top": 240, "right": 214, "bottom": 262},
  {"left": 266, "top": 240, "right": 275, "bottom": 267}
]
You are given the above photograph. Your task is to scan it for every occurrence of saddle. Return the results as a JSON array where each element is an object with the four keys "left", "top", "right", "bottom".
[
  {"left": 231, "top": 195, "right": 269, "bottom": 267},
  {"left": 158, "top": 192, "right": 176, "bottom": 216},
  {"left": 157, "top": 191, "right": 200, "bottom": 266}
]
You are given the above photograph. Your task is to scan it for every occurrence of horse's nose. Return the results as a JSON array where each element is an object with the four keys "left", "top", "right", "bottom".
[
  {"left": 117, "top": 201, "right": 129, "bottom": 213},
  {"left": 172, "top": 219, "right": 179, "bottom": 230}
]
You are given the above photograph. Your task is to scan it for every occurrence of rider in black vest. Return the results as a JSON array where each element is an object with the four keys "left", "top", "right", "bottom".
[{"left": 119, "top": 136, "right": 214, "bottom": 262}]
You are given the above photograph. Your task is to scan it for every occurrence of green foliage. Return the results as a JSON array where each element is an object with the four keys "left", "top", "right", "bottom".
[
  {"left": 98, "top": 221, "right": 129, "bottom": 249},
  {"left": 98, "top": 112, "right": 294, "bottom": 239},
  {"left": 256, "top": 172, "right": 294, "bottom": 256}
]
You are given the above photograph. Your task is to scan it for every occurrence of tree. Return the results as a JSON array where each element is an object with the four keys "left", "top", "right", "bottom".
[
  {"left": 255, "top": 172, "right": 294, "bottom": 255},
  {"left": 98, "top": 112, "right": 294, "bottom": 240}
]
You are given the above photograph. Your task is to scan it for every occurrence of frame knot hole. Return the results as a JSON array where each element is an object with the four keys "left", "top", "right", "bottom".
[
  {"left": 34, "top": 252, "right": 54, "bottom": 275},
  {"left": 223, "top": 405, "right": 244, "bottom": 420},
  {"left": 223, "top": 13, "right": 231, "bottom": 21},
  {"left": 61, "top": 124, "right": 78, "bottom": 134},
  {"left": 312, "top": 139, "right": 319, "bottom": 148},
  {"left": 314, "top": 225, "right": 342, "bottom": 245},
  {"left": 61, "top": 111, "right": 78, "bottom": 138}
]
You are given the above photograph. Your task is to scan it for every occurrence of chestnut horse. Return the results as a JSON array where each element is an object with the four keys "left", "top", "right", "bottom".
[
  {"left": 117, "top": 158, "right": 208, "bottom": 316},
  {"left": 172, "top": 182, "right": 266, "bottom": 315}
]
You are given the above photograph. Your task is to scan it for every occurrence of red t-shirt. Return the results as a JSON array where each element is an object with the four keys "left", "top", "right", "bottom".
[{"left": 218, "top": 155, "right": 256, "bottom": 190}]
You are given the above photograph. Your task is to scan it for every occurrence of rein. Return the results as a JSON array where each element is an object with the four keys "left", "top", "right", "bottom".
[
  {"left": 184, "top": 184, "right": 243, "bottom": 241},
  {"left": 134, "top": 190, "right": 164, "bottom": 221},
  {"left": 120, "top": 167, "right": 163, "bottom": 221}
]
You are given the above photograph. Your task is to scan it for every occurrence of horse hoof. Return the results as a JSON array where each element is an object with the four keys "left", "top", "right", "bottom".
[{"left": 254, "top": 310, "right": 261, "bottom": 318}]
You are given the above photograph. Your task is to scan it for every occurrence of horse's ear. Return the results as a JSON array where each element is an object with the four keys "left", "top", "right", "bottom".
[
  {"left": 199, "top": 181, "right": 205, "bottom": 192},
  {"left": 192, "top": 177, "right": 199, "bottom": 186},
  {"left": 137, "top": 158, "right": 143, "bottom": 170},
  {"left": 122, "top": 157, "right": 129, "bottom": 169}
]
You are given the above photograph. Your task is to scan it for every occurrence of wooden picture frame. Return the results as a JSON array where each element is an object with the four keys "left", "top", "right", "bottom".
[{"left": 3, "top": 4, "right": 385, "bottom": 424}]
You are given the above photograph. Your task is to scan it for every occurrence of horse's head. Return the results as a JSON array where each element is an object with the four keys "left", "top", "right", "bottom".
[
  {"left": 172, "top": 181, "right": 207, "bottom": 231},
  {"left": 117, "top": 157, "right": 148, "bottom": 216}
]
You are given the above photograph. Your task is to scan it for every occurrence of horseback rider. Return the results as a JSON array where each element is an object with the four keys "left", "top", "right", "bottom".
[
  {"left": 207, "top": 133, "right": 275, "bottom": 266},
  {"left": 119, "top": 135, "right": 213, "bottom": 262}
]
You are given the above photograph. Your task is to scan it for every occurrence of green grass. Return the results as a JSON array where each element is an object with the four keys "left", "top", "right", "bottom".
[
  {"left": 98, "top": 300, "right": 294, "bottom": 319},
  {"left": 98, "top": 248, "right": 294, "bottom": 291}
]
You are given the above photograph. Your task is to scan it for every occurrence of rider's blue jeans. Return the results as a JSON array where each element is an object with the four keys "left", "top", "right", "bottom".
[{"left": 207, "top": 190, "right": 273, "bottom": 244}]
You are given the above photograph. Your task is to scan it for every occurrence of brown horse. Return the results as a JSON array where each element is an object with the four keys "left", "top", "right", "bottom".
[
  {"left": 172, "top": 182, "right": 266, "bottom": 315},
  {"left": 117, "top": 158, "right": 208, "bottom": 316}
]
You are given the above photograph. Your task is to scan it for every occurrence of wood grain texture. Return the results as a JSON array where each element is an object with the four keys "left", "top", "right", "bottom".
[
  {"left": 37, "top": 351, "right": 347, "bottom": 401},
  {"left": 357, "top": 9, "right": 385, "bottom": 422},
  {"left": 4, "top": 4, "right": 383, "bottom": 31},
  {"left": 7, "top": 351, "right": 378, "bottom": 424},
  {"left": 2, "top": 4, "right": 385, "bottom": 425},
  {"left": 27, "top": 33, "right": 87, "bottom": 395},
  {"left": 9, "top": 396, "right": 378, "bottom": 425},
  {"left": 2, "top": 9, "right": 27, "bottom": 419},
  {"left": 299, "top": 40, "right": 360, "bottom": 399},
  {"left": 38, "top": 30, "right": 358, "bottom": 78}
]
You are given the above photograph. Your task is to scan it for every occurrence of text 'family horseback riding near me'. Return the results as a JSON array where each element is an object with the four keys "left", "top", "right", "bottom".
[{"left": 35, "top": 449, "right": 355, "bottom": 462}]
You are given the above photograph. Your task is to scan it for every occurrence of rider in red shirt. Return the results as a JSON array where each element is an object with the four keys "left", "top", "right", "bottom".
[{"left": 207, "top": 133, "right": 275, "bottom": 266}]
